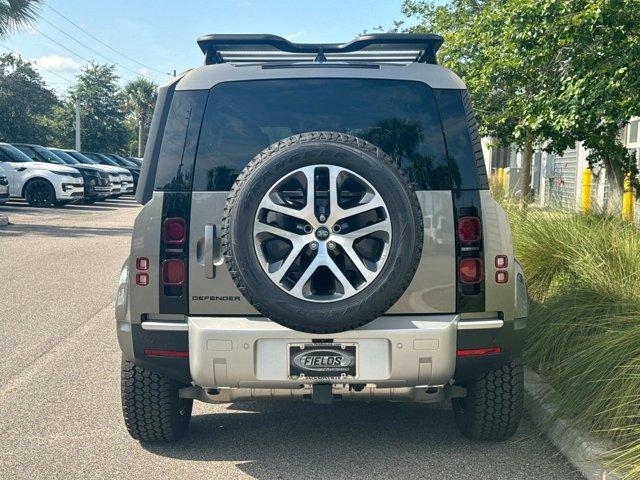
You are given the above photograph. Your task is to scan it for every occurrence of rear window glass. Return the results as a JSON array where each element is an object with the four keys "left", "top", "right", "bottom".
[
  {"left": 434, "top": 89, "right": 482, "bottom": 190},
  {"left": 192, "top": 79, "right": 451, "bottom": 191},
  {"left": 154, "top": 90, "right": 208, "bottom": 191}
]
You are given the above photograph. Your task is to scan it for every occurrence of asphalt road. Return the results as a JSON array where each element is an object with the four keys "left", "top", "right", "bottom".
[{"left": 0, "top": 198, "right": 584, "bottom": 479}]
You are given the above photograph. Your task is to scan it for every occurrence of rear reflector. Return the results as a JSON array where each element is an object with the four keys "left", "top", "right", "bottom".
[
  {"left": 136, "top": 257, "right": 149, "bottom": 270},
  {"left": 459, "top": 258, "right": 483, "bottom": 284},
  {"left": 495, "top": 255, "right": 508, "bottom": 268},
  {"left": 457, "top": 347, "right": 502, "bottom": 357},
  {"left": 163, "top": 217, "right": 186, "bottom": 245},
  {"left": 162, "top": 259, "right": 185, "bottom": 286},
  {"left": 495, "top": 270, "right": 509, "bottom": 283},
  {"left": 144, "top": 349, "right": 188, "bottom": 358},
  {"left": 457, "top": 217, "right": 482, "bottom": 243},
  {"left": 135, "top": 273, "right": 149, "bottom": 286}
]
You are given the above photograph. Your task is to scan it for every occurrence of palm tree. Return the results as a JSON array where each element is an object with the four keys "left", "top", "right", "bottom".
[
  {"left": 0, "top": 0, "right": 42, "bottom": 38},
  {"left": 125, "top": 77, "right": 157, "bottom": 156}
]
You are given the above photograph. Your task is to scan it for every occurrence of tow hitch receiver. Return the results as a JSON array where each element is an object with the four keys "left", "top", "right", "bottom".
[{"left": 312, "top": 383, "right": 333, "bottom": 404}]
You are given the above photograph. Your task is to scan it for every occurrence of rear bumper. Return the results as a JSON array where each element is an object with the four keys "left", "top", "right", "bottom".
[
  {"left": 122, "top": 314, "right": 520, "bottom": 390},
  {"left": 187, "top": 315, "right": 459, "bottom": 389}
]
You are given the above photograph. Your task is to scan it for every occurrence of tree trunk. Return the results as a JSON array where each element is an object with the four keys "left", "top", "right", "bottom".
[
  {"left": 602, "top": 157, "right": 625, "bottom": 195},
  {"left": 521, "top": 134, "right": 533, "bottom": 203}
]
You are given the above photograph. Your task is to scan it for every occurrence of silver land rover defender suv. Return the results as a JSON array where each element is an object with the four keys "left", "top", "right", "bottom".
[{"left": 116, "top": 33, "right": 528, "bottom": 443}]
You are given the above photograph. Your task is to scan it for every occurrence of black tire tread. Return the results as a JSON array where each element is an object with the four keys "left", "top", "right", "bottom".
[
  {"left": 24, "top": 178, "right": 55, "bottom": 207},
  {"left": 221, "top": 131, "right": 423, "bottom": 333},
  {"left": 452, "top": 359, "right": 524, "bottom": 441},
  {"left": 121, "top": 358, "right": 192, "bottom": 442}
]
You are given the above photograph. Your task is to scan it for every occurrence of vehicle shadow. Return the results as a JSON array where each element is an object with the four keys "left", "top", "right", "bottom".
[
  {"left": 0, "top": 223, "right": 133, "bottom": 238},
  {"left": 140, "top": 401, "right": 580, "bottom": 479}
]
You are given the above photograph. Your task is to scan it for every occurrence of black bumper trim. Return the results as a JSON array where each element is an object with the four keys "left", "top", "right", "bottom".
[{"left": 453, "top": 321, "right": 525, "bottom": 382}]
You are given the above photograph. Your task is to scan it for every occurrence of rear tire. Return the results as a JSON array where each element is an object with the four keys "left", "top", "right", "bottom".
[
  {"left": 121, "top": 358, "right": 193, "bottom": 442},
  {"left": 452, "top": 359, "right": 524, "bottom": 441}
]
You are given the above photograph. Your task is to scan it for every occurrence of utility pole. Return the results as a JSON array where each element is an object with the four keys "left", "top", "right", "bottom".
[{"left": 75, "top": 98, "right": 81, "bottom": 151}]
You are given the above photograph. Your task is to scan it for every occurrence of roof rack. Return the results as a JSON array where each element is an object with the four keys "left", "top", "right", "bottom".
[{"left": 197, "top": 33, "right": 444, "bottom": 66}]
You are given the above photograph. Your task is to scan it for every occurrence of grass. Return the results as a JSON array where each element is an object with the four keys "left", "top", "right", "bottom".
[{"left": 502, "top": 200, "right": 640, "bottom": 479}]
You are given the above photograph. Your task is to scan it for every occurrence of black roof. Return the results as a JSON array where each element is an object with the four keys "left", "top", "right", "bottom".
[{"left": 197, "top": 33, "right": 444, "bottom": 65}]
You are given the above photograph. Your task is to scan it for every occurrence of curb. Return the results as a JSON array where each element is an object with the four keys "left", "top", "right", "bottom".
[
  {"left": 0, "top": 214, "right": 8, "bottom": 227},
  {"left": 524, "top": 368, "right": 622, "bottom": 480}
]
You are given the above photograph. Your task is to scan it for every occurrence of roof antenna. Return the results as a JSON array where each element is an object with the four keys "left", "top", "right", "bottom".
[{"left": 314, "top": 47, "right": 327, "bottom": 63}]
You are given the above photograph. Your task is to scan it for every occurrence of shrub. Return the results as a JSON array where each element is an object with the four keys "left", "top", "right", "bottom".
[{"left": 507, "top": 207, "right": 640, "bottom": 478}]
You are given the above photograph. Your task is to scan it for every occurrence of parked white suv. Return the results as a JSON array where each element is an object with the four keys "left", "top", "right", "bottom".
[{"left": 0, "top": 143, "right": 84, "bottom": 207}]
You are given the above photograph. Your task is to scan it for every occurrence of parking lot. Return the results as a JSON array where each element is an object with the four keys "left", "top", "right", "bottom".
[{"left": 0, "top": 199, "right": 583, "bottom": 479}]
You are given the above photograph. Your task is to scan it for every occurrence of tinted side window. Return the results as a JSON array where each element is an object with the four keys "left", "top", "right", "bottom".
[
  {"left": 193, "top": 79, "right": 450, "bottom": 191},
  {"left": 0, "top": 145, "right": 31, "bottom": 162},
  {"left": 154, "top": 90, "right": 208, "bottom": 191},
  {"left": 15, "top": 146, "right": 38, "bottom": 161},
  {"left": 434, "top": 89, "right": 488, "bottom": 190}
]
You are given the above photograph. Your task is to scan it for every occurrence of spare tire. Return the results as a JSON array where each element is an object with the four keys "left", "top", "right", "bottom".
[{"left": 222, "top": 132, "right": 423, "bottom": 333}]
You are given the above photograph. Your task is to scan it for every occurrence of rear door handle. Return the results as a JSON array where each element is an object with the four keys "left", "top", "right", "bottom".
[
  {"left": 204, "top": 224, "right": 224, "bottom": 279},
  {"left": 204, "top": 224, "right": 215, "bottom": 279}
]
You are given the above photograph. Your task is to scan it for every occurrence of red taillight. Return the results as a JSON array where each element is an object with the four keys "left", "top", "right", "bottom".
[
  {"left": 144, "top": 349, "right": 188, "bottom": 358},
  {"left": 136, "top": 257, "right": 149, "bottom": 270},
  {"left": 457, "top": 347, "right": 501, "bottom": 357},
  {"left": 457, "top": 217, "right": 482, "bottom": 243},
  {"left": 163, "top": 217, "right": 186, "bottom": 244},
  {"left": 459, "top": 258, "right": 483, "bottom": 284},
  {"left": 162, "top": 259, "right": 185, "bottom": 285},
  {"left": 135, "top": 273, "right": 149, "bottom": 286}
]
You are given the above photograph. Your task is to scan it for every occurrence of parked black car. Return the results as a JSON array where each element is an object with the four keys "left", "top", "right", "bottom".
[
  {"left": 48, "top": 148, "right": 114, "bottom": 202},
  {"left": 81, "top": 152, "right": 136, "bottom": 195},
  {"left": 12, "top": 144, "right": 111, "bottom": 203},
  {"left": 102, "top": 154, "right": 141, "bottom": 191},
  {"left": 60, "top": 150, "right": 126, "bottom": 198}
]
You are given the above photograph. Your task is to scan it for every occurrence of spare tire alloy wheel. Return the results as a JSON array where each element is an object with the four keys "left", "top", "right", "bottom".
[
  {"left": 254, "top": 164, "right": 391, "bottom": 302},
  {"left": 223, "top": 132, "right": 423, "bottom": 333}
]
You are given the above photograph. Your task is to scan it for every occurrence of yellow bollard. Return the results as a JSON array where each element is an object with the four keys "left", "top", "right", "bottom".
[
  {"left": 622, "top": 173, "right": 635, "bottom": 221},
  {"left": 581, "top": 168, "right": 592, "bottom": 214}
]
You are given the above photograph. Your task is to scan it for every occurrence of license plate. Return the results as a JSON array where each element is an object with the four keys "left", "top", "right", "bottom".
[{"left": 289, "top": 343, "right": 357, "bottom": 380}]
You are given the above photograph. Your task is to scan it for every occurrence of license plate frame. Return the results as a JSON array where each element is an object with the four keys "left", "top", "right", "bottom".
[{"left": 288, "top": 342, "right": 357, "bottom": 380}]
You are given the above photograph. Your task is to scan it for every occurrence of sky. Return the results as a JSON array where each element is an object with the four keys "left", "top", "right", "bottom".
[{"left": 1, "top": 0, "right": 445, "bottom": 94}]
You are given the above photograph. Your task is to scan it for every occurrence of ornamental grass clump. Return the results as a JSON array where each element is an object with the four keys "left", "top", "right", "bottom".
[{"left": 507, "top": 207, "right": 640, "bottom": 479}]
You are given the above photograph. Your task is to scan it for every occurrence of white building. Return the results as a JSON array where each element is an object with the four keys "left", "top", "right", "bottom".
[{"left": 483, "top": 117, "right": 640, "bottom": 219}]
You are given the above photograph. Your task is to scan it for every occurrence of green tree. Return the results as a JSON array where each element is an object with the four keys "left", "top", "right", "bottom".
[
  {"left": 401, "top": 0, "right": 640, "bottom": 193},
  {"left": 402, "top": 0, "right": 561, "bottom": 201},
  {"left": 124, "top": 77, "right": 157, "bottom": 156},
  {"left": 52, "top": 64, "right": 130, "bottom": 153},
  {"left": 0, "top": 0, "right": 41, "bottom": 38},
  {"left": 0, "top": 52, "right": 59, "bottom": 143},
  {"left": 519, "top": 0, "right": 640, "bottom": 190}
]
